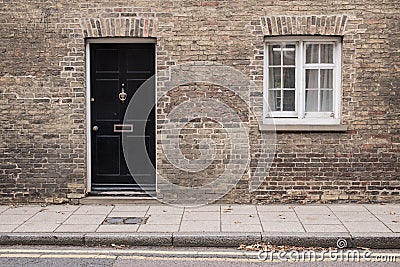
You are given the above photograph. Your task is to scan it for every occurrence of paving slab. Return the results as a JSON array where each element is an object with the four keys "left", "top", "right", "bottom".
[
  {"left": 96, "top": 225, "right": 140, "bottom": 232},
  {"left": 364, "top": 204, "right": 400, "bottom": 215},
  {"left": 333, "top": 211, "right": 379, "bottom": 222},
  {"left": 261, "top": 221, "right": 305, "bottom": 232},
  {"left": 137, "top": 224, "right": 179, "bottom": 232},
  {"left": 0, "top": 225, "right": 19, "bottom": 232},
  {"left": 221, "top": 224, "right": 262, "bottom": 232},
  {"left": 0, "top": 207, "right": 10, "bottom": 214},
  {"left": 41, "top": 205, "right": 79, "bottom": 212},
  {"left": 27, "top": 211, "right": 72, "bottom": 223},
  {"left": 293, "top": 206, "right": 333, "bottom": 215},
  {"left": 221, "top": 205, "right": 257, "bottom": 214},
  {"left": 328, "top": 205, "right": 369, "bottom": 212},
  {"left": 182, "top": 211, "right": 219, "bottom": 221},
  {"left": 0, "top": 214, "right": 34, "bottom": 224},
  {"left": 1, "top": 206, "right": 44, "bottom": 215},
  {"left": 297, "top": 214, "right": 341, "bottom": 224},
  {"left": 180, "top": 220, "right": 220, "bottom": 232},
  {"left": 112, "top": 205, "right": 149, "bottom": 212},
  {"left": 258, "top": 211, "right": 298, "bottom": 222},
  {"left": 374, "top": 214, "right": 400, "bottom": 224},
  {"left": 147, "top": 206, "right": 184, "bottom": 215},
  {"left": 13, "top": 222, "right": 61, "bottom": 232},
  {"left": 385, "top": 224, "right": 400, "bottom": 233},
  {"left": 342, "top": 221, "right": 392, "bottom": 233},
  {"left": 55, "top": 224, "right": 99, "bottom": 232},
  {"left": 303, "top": 224, "right": 348, "bottom": 233},
  {"left": 107, "top": 211, "right": 147, "bottom": 217},
  {"left": 256, "top": 205, "right": 295, "bottom": 212},
  {"left": 185, "top": 205, "right": 220, "bottom": 212},
  {"left": 146, "top": 214, "right": 182, "bottom": 224},
  {"left": 74, "top": 205, "right": 113, "bottom": 215},
  {"left": 63, "top": 214, "right": 107, "bottom": 225},
  {"left": 221, "top": 214, "right": 259, "bottom": 224}
]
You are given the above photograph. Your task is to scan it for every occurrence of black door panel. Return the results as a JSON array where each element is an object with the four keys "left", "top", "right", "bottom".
[{"left": 90, "top": 43, "right": 156, "bottom": 193}]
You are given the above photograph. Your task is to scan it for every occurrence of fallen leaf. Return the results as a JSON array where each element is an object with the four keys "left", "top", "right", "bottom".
[
  {"left": 278, "top": 214, "right": 286, "bottom": 220},
  {"left": 237, "top": 244, "right": 246, "bottom": 250},
  {"left": 111, "top": 244, "right": 126, "bottom": 249},
  {"left": 237, "top": 242, "right": 336, "bottom": 252}
]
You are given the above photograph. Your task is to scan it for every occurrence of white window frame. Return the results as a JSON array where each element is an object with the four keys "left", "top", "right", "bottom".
[{"left": 263, "top": 36, "right": 342, "bottom": 126}]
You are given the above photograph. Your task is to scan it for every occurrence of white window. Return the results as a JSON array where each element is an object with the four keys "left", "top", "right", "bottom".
[{"left": 263, "top": 36, "right": 342, "bottom": 126}]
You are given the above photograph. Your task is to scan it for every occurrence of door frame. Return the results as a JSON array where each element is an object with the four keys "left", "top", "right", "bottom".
[{"left": 85, "top": 37, "right": 157, "bottom": 193}]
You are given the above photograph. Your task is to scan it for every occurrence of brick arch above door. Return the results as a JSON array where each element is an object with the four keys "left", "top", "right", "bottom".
[{"left": 80, "top": 17, "right": 158, "bottom": 38}]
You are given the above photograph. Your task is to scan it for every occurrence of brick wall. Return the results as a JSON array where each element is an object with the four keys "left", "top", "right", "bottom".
[{"left": 0, "top": 0, "right": 399, "bottom": 204}]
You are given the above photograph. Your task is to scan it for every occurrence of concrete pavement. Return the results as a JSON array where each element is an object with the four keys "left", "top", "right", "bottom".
[{"left": 0, "top": 204, "right": 399, "bottom": 248}]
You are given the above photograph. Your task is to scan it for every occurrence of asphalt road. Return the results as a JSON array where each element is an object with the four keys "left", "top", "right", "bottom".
[{"left": 0, "top": 246, "right": 399, "bottom": 267}]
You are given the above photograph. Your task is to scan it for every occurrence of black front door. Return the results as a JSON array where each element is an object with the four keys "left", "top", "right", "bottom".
[{"left": 90, "top": 43, "right": 155, "bottom": 194}]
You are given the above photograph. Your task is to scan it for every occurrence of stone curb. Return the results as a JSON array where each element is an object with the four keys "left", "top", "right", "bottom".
[
  {"left": 0, "top": 233, "right": 85, "bottom": 246},
  {"left": 351, "top": 233, "right": 400, "bottom": 249},
  {"left": 0, "top": 232, "right": 398, "bottom": 249},
  {"left": 261, "top": 232, "right": 352, "bottom": 248},
  {"left": 173, "top": 232, "right": 261, "bottom": 247},
  {"left": 85, "top": 233, "right": 172, "bottom": 247}
]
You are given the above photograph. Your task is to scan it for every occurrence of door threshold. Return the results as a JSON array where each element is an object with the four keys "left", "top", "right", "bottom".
[
  {"left": 79, "top": 195, "right": 160, "bottom": 205},
  {"left": 89, "top": 190, "right": 155, "bottom": 196}
]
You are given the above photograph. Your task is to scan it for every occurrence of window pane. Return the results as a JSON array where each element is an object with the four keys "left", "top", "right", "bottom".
[
  {"left": 269, "top": 45, "right": 281, "bottom": 65},
  {"left": 320, "top": 69, "right": 333, "bottom": 89},
  {"left": 283, "top": 68, "right": 295, "bottom": 88},
  {"left": 306, "top": 44, "right": 319, "bottom": 63},
  {"left": 320, "top": 44, "right": 333, "bottom": 63},
  {"left": 268, "top": 90, "right": 281, "bottom": 111},
  {"left": 305, "top": 69, "right": 318, "bottom": 88},
  {"left": 320, "top": 90, "right": 333, "bottom": 112},
  {"left": 283, "top": 44, "right": 295, "bottom": 65},
  {"left": 283, "top": 90, "right": 295, "bottom": 111},
  {"left": 305, "top": 90, "right": 318, "bottom": 112},
  {"left": 269, "top": 68, "right": 281, "bottom": 88}
]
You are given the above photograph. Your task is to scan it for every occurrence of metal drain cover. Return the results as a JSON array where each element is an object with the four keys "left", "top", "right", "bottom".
[{"left": 103, "top": 217, "right": 148, "bottom": 225}]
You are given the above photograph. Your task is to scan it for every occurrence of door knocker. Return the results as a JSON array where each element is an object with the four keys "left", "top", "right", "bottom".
[{"left": 119, "top": 83, "right": 127, "bottom": 102}]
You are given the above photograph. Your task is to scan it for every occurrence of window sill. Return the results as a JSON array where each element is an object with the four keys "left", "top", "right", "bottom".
[{"left": 260, "top": 124, "right": 348, "bottom": 132}]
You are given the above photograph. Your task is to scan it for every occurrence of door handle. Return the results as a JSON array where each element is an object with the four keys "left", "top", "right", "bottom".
[{"left": 92, "top": 125, "right": 99, "bottom": 131}]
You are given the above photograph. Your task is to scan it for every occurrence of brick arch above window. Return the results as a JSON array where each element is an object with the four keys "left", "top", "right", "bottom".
[
  {"left": 261, "top": 15, "right": 348, "bottom": 36},
  {"left": 80, "top": 17, "right": 158, "bottom": 38}
]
